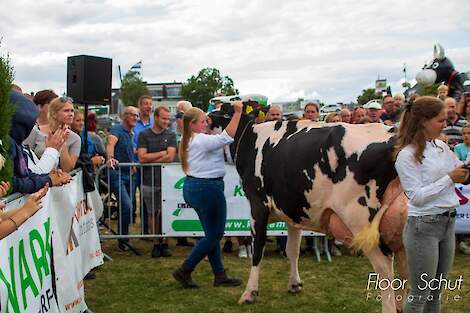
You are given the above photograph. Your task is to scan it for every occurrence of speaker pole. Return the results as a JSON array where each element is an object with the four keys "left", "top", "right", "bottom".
[{"left": 83, "top": 102, "right": 89, "bottom": 154}]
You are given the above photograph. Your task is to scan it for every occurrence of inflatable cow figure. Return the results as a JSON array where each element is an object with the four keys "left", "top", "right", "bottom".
[{"left": 416, "top": 43, "right": 470, "bottom": 100}]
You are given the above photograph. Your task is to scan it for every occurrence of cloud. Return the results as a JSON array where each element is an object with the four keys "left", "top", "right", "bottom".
[{"left": 1, "top": 0, "right": 469, "bottom": 103}]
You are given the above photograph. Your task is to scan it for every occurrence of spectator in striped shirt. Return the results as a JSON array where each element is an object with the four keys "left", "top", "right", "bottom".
[{"left": 443, "top": 97, "right": 467, "bottom": 150}]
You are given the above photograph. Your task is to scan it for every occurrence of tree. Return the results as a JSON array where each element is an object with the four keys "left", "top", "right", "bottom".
[
  {"left": 0, "top": 44, "right": 15, "bottom": 184},
  {"left": 357, "top": 88, "right": 382, "bottom": 106},
  {"left": 120, "top": 71, "right": 150, "bottom": 106},
  {"left": 181, "top": 68, "right": 238, "bottom": 111}
]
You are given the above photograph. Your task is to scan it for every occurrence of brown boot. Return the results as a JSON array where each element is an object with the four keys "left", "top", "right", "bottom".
[
  {"left": 172, "top": 265, "right": 198, "bottom": 289},
  {"left": 213, "top": 270, "right": 242, "bottom": 287}
]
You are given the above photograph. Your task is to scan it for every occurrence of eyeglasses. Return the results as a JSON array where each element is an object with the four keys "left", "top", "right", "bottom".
[{"left": 125, "top": 112, "right": 139, "bottom": 117}]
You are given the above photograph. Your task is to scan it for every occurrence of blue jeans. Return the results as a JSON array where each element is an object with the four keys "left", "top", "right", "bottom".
[
  {"left": 109, "top": 170, "right": 132, "bottom": 236},
  {"left": 183, "top": 177, "right": 226, "bottom": 274}
]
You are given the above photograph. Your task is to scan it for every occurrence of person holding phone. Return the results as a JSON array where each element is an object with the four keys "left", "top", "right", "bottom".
[{"left": 394, "top": 96, "right": 469, "bottom": 313}]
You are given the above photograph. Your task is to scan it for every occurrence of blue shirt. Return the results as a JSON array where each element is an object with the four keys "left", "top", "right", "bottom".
[
  {"left": 110, "top": 123, "right": 135, "bottom": 164},
  {"left": 133, "top": 115, "right": 153, "bottom": 161},
  {"left": 454, "top": 143, "right": 470, "bottom": 161}
]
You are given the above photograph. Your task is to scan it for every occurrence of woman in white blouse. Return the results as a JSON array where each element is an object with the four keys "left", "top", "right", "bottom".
[
  {"left": 173, "top": 101, "right": 243, "bottom": 289},
  {"left": 394, "top": 96, "right": 468, "bottom": 313}
]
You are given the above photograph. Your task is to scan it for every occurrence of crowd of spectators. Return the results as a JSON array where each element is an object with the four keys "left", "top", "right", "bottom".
[{"left": 2, "top": 85, "right": 470, "bottom": 260}]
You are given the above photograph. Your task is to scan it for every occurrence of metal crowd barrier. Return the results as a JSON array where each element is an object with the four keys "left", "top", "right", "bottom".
[
  {"left": 94, "top": 162, "right": 333, "bottom": 261},
  {"left": 95, "top": 163, "right": 166, "bottom": 240}
]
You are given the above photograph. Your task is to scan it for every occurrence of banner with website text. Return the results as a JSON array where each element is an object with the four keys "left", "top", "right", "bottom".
[
  {"left": 161, "top": 164, "right": 323, "bottom": 237},
  {"left": 162, "top": 164, "right": 470, "bottom": 236},
  {"left": 0, "top": 171, "right": 104, "bottom": 313}
]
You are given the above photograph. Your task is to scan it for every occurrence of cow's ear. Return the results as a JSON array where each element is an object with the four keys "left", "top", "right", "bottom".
[{"left": 434, "top": 43, "right": 445, "bottom": 60}]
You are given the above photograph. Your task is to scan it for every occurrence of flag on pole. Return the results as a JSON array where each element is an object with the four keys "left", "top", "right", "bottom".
[
  {"left": 130, "top": 61, "right": 142, "bottom": 70},
  {"left": 129, "top": 61, "right": 142, "bottom": 78}
]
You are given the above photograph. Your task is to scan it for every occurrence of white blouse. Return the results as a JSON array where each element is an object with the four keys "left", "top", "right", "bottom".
[
  {"left": 187, "top": 130, "right": 234, "bottom": 179},
  {"left": 395, "top": 140, "right": 462, "bottom": 216}
]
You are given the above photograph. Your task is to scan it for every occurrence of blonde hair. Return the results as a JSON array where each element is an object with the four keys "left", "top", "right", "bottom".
[
  {"left": 179, "top": 107, "right": 205, "bottom": 174},
  {"left": 437, "top": 85, "right": 449, "bottom": 93},
  {"left": 48, "top": 97, "right": 73, "bottom": 130},
  {"left": 461, "top": 125, "right": 470, "bottom": 134},
  {"left": 176, "top": 100, "right": 193, "bottom": 113},
  {"left": 325, "top": 112, "right": 341, "bottom": 123},
  {"left": 394, "top": 96, "right": 444, "bottom": 162},
  {"left": 393, "top": 93, "right": 405, "bottom": 102}
]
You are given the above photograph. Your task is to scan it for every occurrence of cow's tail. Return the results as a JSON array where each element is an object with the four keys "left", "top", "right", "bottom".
[{"left": 350, "top": 204, "right": 388, "bottom": 255}]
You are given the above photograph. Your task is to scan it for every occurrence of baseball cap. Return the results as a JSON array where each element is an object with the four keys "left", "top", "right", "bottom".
[{"left": 364, "top": 100, "right": 382, "bottom": 110}]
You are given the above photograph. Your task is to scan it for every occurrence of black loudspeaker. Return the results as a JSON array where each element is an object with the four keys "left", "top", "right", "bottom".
[{"left": 67, "top": 55, "right": 112, "bottom": 105}]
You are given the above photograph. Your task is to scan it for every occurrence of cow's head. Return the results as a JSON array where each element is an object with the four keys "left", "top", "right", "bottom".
[
  {"left": 416, "top": 43, "right": 456, "bottom": 86},
  {"left": 209, "top": 100, "right": 269, "bottom": 132}
]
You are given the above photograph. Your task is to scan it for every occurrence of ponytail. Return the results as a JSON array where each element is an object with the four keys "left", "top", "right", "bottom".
[
  {"left": 179, "top": 108, "right": 205, "bottom": 174},
  {"left": 394, "top": 96, "right": 444, "bottom": 162}
]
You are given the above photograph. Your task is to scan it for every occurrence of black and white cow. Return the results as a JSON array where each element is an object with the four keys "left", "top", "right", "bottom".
[
  {"left": 210, "top": 106, "right": 408, "bottom": 313},
  {"left": 416, "top": 43, "right": 470, "bottom": 100}
]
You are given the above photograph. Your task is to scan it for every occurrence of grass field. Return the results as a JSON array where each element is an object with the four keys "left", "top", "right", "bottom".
[{"left": 84, "top": 239, "right": 470, "bottom": 313}]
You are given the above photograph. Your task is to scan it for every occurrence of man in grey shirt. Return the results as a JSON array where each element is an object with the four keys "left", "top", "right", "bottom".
[{"left": 137, "top": 106, "right": 177, "bottom": 257}]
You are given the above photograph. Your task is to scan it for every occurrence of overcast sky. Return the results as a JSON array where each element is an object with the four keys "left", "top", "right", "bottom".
[{"left": 1, "top": 0, "right": 469, "bottom": 104}]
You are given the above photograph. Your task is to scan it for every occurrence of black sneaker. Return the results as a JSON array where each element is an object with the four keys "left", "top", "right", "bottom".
[
  {"left": 152, "top": 244, "right": 162, "bottom": 258},
  {"left": 160, "top": 244, "right": 172, "bottom": 257}
]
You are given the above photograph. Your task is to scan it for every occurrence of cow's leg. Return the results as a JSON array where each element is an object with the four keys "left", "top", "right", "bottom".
[
  {"left": 394, "top": 248, "right": 408, "bottom": 313},
  {"left": 239, "top": 204, "right": 269, "bottom": 304},
  {"left": 367, "top": 248, "right": 396, "bottom": 313},
  {"left": 286, "top": 224, "right": 302, "bottom": 293}
]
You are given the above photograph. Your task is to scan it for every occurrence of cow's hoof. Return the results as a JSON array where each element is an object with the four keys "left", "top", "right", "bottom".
[
  {"left": 288, "top": 283, "right": 303, "bottom": 294},
  {"left": 238, "top": 290, "right": 258, "bottom": 304}
]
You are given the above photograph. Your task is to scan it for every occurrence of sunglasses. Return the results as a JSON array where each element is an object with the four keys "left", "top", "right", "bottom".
[{"left": 59, "top": 96, "right": 74, "bottom": 103}]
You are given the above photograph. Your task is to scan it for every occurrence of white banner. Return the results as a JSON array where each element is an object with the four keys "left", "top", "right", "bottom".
[
  {"left": 0, "top": 171, "right": 103, "bottom": 313},
  {"left": 162, "top": 164, "right": 470, "bottom": 236},
  {"left": 0, "top": 193, "right": 60, "bottom": 313},
  {"left": 161, "top": 164, "right": 323, "bottom": 237},
  {"left": 455, "top": 184, "right": 470, "bottom": 234},
  {"left": 51, "top": 171, "right": 104, "bottom": 313}
]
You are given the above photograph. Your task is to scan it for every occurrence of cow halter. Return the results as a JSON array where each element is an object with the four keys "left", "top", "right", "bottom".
[{"left": 233, "top": 119, "right": 253, "bottom": 166}]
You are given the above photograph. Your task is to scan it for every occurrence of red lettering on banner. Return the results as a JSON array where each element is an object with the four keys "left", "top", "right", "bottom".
[
  {"left": 73, "top": 199, "right": 94, "bottom": 222},
  {"left": 64, "top": 297, "right": 82, "bottom": 310}
]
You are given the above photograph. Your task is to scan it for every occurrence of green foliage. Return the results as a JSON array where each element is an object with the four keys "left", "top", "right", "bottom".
[
  {"left": 421, "top": 83, "right": 440, "bottom": 96},
  {"left": 120, "top": 71, "right": 150, "bottom": 107},
  {"left": 181, "top": 68, "right": 238, "bottom": 111},
  {"left": 356, "top": 88, "right": 381, "bottom": 106},
  {"left": 0, "top": 43, "right": 15, "bottom": 185}
]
